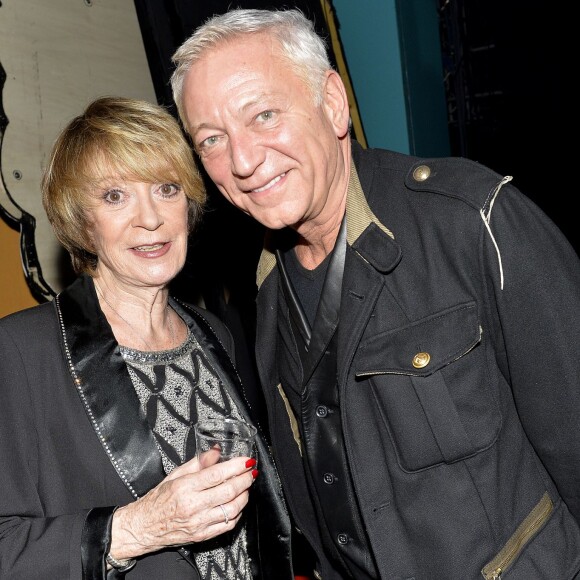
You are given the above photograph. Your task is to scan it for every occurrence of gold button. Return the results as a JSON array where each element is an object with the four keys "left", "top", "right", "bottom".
[
  {"left": 412, "top": 352, "right": 431, "bottom": 369},
  {"left": 413, "top": 165, "right": 431, "bottom": 182}
]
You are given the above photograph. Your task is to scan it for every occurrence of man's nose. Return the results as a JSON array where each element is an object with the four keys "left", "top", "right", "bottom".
[{"left": 228, "top": 131, "right": 264, "bottom": 177}]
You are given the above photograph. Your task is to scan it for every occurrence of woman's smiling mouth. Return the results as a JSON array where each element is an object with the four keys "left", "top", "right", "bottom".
[{"left": 133, "top": 243, "right": 165, "bottom": 251}]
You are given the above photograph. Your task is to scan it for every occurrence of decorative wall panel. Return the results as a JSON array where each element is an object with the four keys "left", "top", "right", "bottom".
[{"left": 0, "top": 0, "right": 156, "bottom": 303}]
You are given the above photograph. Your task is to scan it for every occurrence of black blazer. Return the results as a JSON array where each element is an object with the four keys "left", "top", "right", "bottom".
[{"left": 0, "top": 274, "right": 292, "bottom": 579}]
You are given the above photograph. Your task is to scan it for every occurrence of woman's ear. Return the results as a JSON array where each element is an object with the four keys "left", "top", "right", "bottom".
[{"left": 322, "top": 70, "right": 351, "bottom": 138}]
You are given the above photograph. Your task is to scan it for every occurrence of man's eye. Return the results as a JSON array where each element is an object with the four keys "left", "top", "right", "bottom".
[
  {"left": 257, "top": 110, "right": 275, "bottom": 122},
  {"left": 200, "top": 135, "right": 219, "bottom": 148}
]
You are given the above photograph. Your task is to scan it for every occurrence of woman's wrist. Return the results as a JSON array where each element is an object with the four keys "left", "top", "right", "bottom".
[
  {"left": 105, "top": 551, "right": 137, "bottom": 572},
  {"left": 109, "top": 505, "right": 143, "bottom": 562}
]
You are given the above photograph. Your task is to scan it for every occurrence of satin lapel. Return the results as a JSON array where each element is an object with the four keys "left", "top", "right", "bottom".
[
  {"left": 302, "top": 219, "right": 347, "bottom": 384},
  {"left": 255, "top": 269, "right": 282, "bottom": 393},
  {"left": 56, "top": 275, "right": 164, "bottom": 499}
]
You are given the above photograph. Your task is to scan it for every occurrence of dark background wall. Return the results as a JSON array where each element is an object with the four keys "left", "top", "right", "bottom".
[{"left": 438, "top": 0, "right": 573, "bottom": 250}]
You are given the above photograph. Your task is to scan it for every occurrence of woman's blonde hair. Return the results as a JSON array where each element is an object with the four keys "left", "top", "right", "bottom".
[{"left": 41, "top": 96, "right": 206, "bottom": 274}]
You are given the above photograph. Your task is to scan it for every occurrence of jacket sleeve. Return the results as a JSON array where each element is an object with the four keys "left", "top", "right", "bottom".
[
  {"left": 83, "top": 506, "right": 129, "bottom": 580},
  {"left": 0, "top": 320, "right": 117, "bottom": 579},
  {"left": 483, "top": 181, "right": 580, "bottom": 521}
]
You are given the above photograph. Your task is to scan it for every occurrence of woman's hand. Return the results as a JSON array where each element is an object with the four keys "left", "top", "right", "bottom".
[{"left": 108, "top": 451, "right": 258, "bottom": 560}]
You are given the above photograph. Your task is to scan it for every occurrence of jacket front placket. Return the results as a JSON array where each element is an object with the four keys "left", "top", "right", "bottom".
[{"left": 276, "top": 221, "right": 375, "bottom": 579}]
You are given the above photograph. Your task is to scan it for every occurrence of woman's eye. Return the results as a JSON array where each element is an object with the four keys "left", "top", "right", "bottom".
[
  {"left": 103, "top": 189, "right": 123, "bottom": 204},
  {"left": 158, "top": 183, "right": 180, "bottom": 197}
]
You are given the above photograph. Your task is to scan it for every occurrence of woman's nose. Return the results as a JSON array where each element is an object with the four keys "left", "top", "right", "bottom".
[{"left": 132, "top": 195, "right": 163, "bottom": 230}]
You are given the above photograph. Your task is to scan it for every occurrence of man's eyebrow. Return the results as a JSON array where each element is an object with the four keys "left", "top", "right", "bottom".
[
  {"left": 189, "top": 122, "right": 214, "bottom": 139},
  {"left": 239, "top": 92, "right": 268, "bottom": 112},
  {"left": 189, "top": 92, "right": 276, "bottom": 138}
]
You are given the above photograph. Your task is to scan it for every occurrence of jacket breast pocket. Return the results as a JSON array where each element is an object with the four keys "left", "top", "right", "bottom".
[{"left": 355, "top": 301, "right": 500, "bottom": 472}]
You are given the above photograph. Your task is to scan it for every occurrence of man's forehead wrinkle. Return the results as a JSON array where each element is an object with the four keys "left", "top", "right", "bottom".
[{"left": 186, "top": 34, "right": 285, "bottom": 136}]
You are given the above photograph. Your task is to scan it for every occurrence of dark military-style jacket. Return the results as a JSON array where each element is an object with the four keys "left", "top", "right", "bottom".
[{"left": 255, "top": 140, "right": 580, "bottom": 579}]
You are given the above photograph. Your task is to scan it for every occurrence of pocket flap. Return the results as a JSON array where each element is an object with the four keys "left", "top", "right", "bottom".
[{"left": 356, "top": 302, "right": 481, "bottom": 377}]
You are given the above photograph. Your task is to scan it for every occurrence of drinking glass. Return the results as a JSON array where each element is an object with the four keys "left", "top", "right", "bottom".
[{"left": 194, "top": 417, "right": 257, "bottom": 464}]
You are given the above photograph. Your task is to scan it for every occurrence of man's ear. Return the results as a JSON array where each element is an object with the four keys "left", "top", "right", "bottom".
[{"left": 322, "top": 70, "right": 351, "bottom": 138}]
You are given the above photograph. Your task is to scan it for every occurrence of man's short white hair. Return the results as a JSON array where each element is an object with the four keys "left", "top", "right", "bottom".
[{"left": 170, "top": 8, "right": 333, "bottom": 127}]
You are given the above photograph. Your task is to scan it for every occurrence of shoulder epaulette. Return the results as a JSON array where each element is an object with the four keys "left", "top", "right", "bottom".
[{"left": 405, "top": 157, "right": 512, "bottom": 212}]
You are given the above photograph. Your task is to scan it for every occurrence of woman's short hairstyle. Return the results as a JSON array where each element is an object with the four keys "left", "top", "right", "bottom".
[
  {"left": 170, "top": 8, "right": 332, "bottom": 127},
  {"left": 41, "top": 96, "right": 206, "bottom": 274}
]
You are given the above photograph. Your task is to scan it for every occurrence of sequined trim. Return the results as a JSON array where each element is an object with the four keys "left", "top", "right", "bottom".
[
  {"left": 55, "top": 295, "right": 139, "bottom": 499},
  {"left": 119, "top": 328, "right": 195, "bottom": 363}
]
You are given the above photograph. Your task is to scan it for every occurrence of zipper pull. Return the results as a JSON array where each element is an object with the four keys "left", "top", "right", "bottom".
[{"left": 491, "top": 569, "right": 502, "bottom": 580}]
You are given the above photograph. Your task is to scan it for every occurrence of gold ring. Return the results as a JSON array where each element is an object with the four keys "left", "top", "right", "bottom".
[{"left": 218, "top": 504, "right": 229, "bottom": 525}]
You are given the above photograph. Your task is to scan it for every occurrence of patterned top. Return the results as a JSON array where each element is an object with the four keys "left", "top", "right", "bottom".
[{"left": 120, "top": 329, "right": 253, "bottom": 580}]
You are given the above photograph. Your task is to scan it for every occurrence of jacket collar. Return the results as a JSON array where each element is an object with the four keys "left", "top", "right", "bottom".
[
  {"left": 345, "top": 157, "right": 401, "bottom": 274},
  {"left": 55, "top": 274, "right": 164, "bottom": 498}
]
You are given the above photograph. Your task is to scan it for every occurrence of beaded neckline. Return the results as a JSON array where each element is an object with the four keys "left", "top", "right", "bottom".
[{"left": 120, "top": 328, "right": 193, "bottom": 363}]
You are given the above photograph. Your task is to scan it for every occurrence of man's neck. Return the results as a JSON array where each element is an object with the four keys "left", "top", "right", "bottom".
[{"left": 293, "top": 212, "right": 344, "bottom": 270}]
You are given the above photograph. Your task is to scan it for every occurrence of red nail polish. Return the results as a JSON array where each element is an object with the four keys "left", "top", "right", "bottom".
[
  {"left": 252, "top": 469, "right": 259, "bottom": 479},
  {"left": 245, "top": 458, "right": 257, "bottom": 468}
]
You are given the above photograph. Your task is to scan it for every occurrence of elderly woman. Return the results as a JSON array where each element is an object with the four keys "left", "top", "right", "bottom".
[{"left": 0, "top": 97, "right": 292, "bottom": 579}]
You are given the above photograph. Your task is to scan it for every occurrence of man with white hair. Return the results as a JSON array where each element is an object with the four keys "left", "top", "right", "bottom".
[{"left": 171, "top": 8, "right": 580, "bottom": 579}]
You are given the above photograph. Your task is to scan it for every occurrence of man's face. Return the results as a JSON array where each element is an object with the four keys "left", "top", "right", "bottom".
[{"left": 181, "top": 33, "right": 350, "bottom": 232}]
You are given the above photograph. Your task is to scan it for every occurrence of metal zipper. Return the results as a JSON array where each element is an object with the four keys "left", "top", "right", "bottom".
[{"left": 481, "top": 492, "right": 553, "bottom": 579}]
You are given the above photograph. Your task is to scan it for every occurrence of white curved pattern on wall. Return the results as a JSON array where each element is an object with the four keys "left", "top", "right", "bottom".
[{"left": 0, "top": 0, "right": 156, "bottom": 300}]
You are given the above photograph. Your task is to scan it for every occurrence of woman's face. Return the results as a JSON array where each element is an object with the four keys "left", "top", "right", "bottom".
[{"left": 87, "top": 176, "right": 189, "bottom": 291}]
